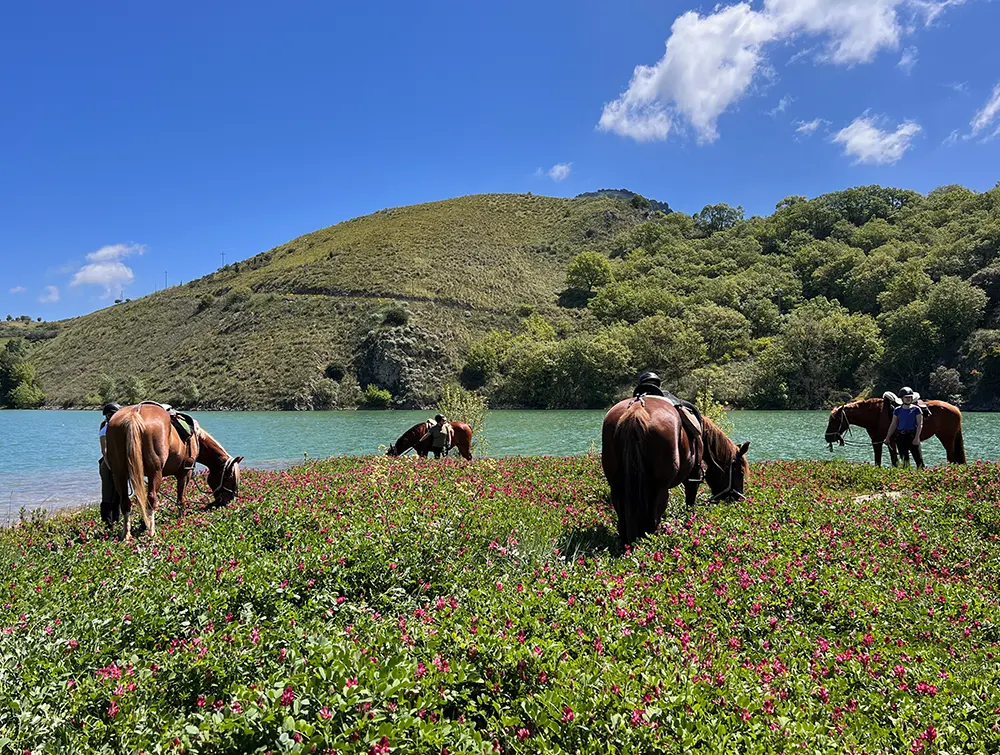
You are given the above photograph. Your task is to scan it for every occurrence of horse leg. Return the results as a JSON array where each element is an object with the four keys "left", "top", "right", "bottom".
[
  {"left": 119, "top": 482, "right": 133, "bottom": 542},
  {"left": 683, "top": 480, "right": 699, "bottom": 515},
  {"left": 888, "top": 441, "right": 899, "bottom": 468},
  {"left": 176, "top": 470, "right": 190, "bottom": 510},
  {"left": 871, "top": 435, "right": 883, "bottom": 467},
  {"left": 147, "top": 469, "right": 162, "bottom": 538},
  {"left": 939, "top": 431, "right": 954, "bottom": 463}
]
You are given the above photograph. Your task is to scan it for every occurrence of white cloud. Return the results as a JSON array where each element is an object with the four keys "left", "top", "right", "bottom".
[
  {"left": 795, "top": 117, "right": 827, "bottom": 135},
  {"left": 70, "top": 261, "right": 135, "bottom": 296},
  {"left": 8, "top": 286, "right": 26, "bottom": 294},
  {"left": 897, "top": 46, "right": 917, "bottom": 74},
  {"left": 943, "top": 129, "right": 960, "bottom": 145},
  {"left": 969, "top": 82, "right": 1000, "bottom": 139},
  {"left": 39, "top": 285, "right": 60, "bottom": 303},
  {"left": 65, "top": 241, "right": 144, "bottom": 297},
  {"left": 86, "top": 242, "right": 145, "bottom": 262},
  {"left": 768, "top": 95, "right": 794, "bottom": 117},
  {"left": 833, "top": 114, "right": 921, "bottom": 164},
  {"left": 599, "top": 0, "right": 961, "bottom": 143},
  {"left": 547, "top": 163, "right": 572, "bottom": 181}
]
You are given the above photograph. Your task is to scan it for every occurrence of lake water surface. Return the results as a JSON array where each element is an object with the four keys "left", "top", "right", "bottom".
[{"left": 2, "top": 409, "right": 998, "bottom": 521}]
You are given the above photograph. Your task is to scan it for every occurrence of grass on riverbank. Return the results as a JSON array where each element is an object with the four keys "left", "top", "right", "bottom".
[{"left": 2, "top": 457, "right": 1000, "bottom": 753}]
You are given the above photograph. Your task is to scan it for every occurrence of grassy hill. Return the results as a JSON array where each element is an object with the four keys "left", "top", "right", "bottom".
[{"left": 24, "top": 193, "right": 652, "bottom": 409}]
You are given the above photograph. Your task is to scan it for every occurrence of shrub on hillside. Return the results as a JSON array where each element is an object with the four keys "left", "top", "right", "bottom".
[
  {"left": 324, "top": 362, "right": 346, "bottom": 382},
  {"left": 120, "top": 375, "right": 147, "bottom": 405},
  {"left": 436, "top": 384, "right": 488, "bottom": 454},
  {"left": 97, "top": 374, "right": 117, "bottom": 404},
  {"left": 223, "top": 287, "right": 253, "bottom": 311},
  {"left": 382, "top": 303, "right": 410, "bottom": 327},
  {"left": 8, "top": 381, "right": 44, "bottom": 408},
  {"left": 311, "top": 378, "right": 339, "bottom": 409},
  {"left": 362, "top": 384, "right": 392, "bottom": 409}
]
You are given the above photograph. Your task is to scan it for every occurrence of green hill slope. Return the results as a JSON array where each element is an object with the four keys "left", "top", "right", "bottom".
[{"left": 28, "top": 193, "right": 652, "bottom": 409}]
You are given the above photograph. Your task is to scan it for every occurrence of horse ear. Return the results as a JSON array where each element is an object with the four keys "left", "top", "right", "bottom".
[
  {"left": 737, "top": 441, "right": 750, "bottom": 458},
  {"left": 233, "top": 456, "right": 244, "bottom": 465}
]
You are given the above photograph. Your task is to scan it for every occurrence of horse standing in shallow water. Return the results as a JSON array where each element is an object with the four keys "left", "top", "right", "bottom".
[
  {"left": 602, "top": 395, "right": 750, "bottom": 547},
  {"left": 824, "top": 397, "right": 965, "bottom": 466},
  {"left": 105, "top": 404, "right": 243, "bottom": 539},
  {"left": 386, "top": 421, "right": 474, "bottom": 460}
]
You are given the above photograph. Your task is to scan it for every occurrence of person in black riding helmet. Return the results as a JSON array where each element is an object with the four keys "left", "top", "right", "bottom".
[
  {"left": 885, "top": 386, "right": 925, "bottom": 469},
  {"left": 99, "top": 403, "right": 122, "bottom": 525},
  {"left": 633, "top": 371, "right": 666, "bottom": 398}
]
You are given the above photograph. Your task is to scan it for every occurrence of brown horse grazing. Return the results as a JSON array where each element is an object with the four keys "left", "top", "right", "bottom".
[
  {"left": 824, "top": 397, "right": 966, "bottom": 466},
  {"left": 602, "top": 396, "right": 750, "bottom": 547},
  {"left": 105, "top": 404, "right": 244, "bottom": 539},
  {"left": 386, "top": 420, "right": 474, "bottom": 460}
]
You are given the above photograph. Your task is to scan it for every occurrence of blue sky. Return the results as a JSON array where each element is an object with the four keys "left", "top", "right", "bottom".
[{"left": 2, "top": 0, "right": 998, "bottom": 320}]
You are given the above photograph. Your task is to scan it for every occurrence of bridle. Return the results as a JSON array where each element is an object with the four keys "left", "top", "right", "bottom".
[
  {"left": 188, "top": 455, "right": 239, "bottom": 503},
  {"left": 213, "top": 456, "right": 240, "bottom": 499},
  {"left": 704, "top": 438, "right": 746, "bottom": 504},
  {"left": 827, "top": 405, "right": 885, "bottom": 451}
]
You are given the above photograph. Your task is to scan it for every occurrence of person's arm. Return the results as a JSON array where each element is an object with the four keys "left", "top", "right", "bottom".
[
  {"left": 884, "top": 416, "right": 898, "bottom": 445},
  {"left": 914, "top": 411, "right": 923, "bottom": 445}
]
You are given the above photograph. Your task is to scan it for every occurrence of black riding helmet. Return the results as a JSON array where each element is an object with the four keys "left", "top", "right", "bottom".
[
  {"left": 637, "top": 371, "right": 661, "bottom": 387},
  {"left": 435, "top": 413, "right": 446, "bottom": 423},
  {"left": 102, "top": 402, "right": 121, "bottom": 418}
]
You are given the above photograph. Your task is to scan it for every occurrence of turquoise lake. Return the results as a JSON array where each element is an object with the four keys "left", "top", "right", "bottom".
[{"left": 2, "top": 409, "right": 998, "bottom": 522}]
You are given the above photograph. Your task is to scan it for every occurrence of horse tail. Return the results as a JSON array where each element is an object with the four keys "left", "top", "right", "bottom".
[
  {"left": 615, "top": 402, "right": 651, "bottom": 545},
  {"left": 954, "top": 414, "right": 967, "bottom": 464},
  {"left": 123, "top": 410, "right": 151, "bottom": 528}
]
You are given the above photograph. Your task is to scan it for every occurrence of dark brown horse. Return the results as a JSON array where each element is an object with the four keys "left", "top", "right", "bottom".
[
  {"left": 387, "top": 420, "right": 474, "bottom": 460},
  {"left": 602, "top": 396, "right": 750, "bottom": 546},
  {"left": 106, "top": 404, "right": 243, "bottom": 539},
  {"left": 824, "top": 397, "right": 966, "bottom": 466}
]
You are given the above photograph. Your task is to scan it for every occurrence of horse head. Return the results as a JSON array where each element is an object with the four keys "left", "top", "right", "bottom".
[
  {"left": 705, "top": 440, "right": 750, "bottom": 503},
  {"left": 209, "top": 455, "right": 244, "bottom": 506},
  {"left": 386, "top": 443, "right": 399, "bottom": 457},
  {"left": 824, "top": 406, "right": 849, "bottom": 448}
]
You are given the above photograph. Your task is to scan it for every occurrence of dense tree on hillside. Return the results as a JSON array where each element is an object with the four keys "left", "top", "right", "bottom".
[
  {"left": 466, "top": 182, "right": 1000, "bottom": 409},
  {"left": 0, "top": 339, "right": 45, "bottom": 408},
  {"left": 565, "top": 251, "right": 613, "bottom": 293}
]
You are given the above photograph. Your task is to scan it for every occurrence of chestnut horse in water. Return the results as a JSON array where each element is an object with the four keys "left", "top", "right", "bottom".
[
  {"left": 824, "top": 397, "right": 966, "bottom": 466},
  {"left": 386, "top": 421, "right": 474, "bottom": 460},
  {"left": 106, "top": 404, "right": 244, "bottom": 539},
  {"left": 602, "top": 396, "right": 750, "bottom": 546}
]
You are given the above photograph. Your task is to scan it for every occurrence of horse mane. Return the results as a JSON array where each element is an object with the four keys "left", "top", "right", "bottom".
[
  {"left": 702, "top": 416, "right": 739, "bottom": 469},
  {"left": 836, "top": 398, "right": 887, "bottom": 418},
  {"left": 197, "top": 428, "right": 229, "bottom": 463}
]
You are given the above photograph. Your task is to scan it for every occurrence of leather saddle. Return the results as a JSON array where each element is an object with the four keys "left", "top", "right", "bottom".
[
  {"left": 138, "top": 401, "right": 200, "bottom": 443},
  {"left": 881, "top": 392, "right": 932, "bottom": 417},
  {"left": 633, "top": 389, "right": 703, "bottom": 435}
]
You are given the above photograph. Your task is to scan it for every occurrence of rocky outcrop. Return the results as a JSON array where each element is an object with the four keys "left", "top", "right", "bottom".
[{"left": 354, "top": 324, "right": 453, "bottom": 408}]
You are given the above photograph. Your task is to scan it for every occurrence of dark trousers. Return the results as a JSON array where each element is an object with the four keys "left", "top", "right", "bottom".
[
  {"left": 99, "top": 458, "right": 122, "bottom": 525},
  {"left": 895, "top": 431, "right": 925, "bottom": 469}
]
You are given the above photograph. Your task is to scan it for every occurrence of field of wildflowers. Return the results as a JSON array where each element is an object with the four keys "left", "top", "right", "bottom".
[{"left": 2, "top": 456, "right": 1000, "bottom": 753}]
